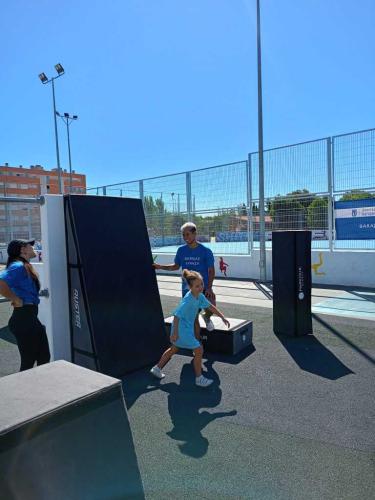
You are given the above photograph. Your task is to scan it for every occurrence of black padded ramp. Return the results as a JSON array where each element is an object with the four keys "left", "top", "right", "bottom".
[
  {"left": 272, "top": 231, "right": 312, "bottom": 336},
  {"left": 64, "top": 195, "right": 168, "bottom": 376},
  {"left": 0, "top": 361, "right": 144, "bottom": 500}
]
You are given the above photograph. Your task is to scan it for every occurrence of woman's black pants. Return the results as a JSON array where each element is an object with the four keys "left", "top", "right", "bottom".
[{"left": 8, "top": 305, "right": 51, "bottom": 371}]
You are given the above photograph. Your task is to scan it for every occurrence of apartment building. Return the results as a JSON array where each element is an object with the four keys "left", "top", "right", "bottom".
[{"left": 0, "top": 164, "right": 86, "bottom": 244}]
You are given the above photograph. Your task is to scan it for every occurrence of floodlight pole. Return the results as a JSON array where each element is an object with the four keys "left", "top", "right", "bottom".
[
  {"left": 57, "top": 113, "right": 78, "bottom": 193},
  {"left": 257, "top": 0, "right": 266, "bottom": 281},
  {"left": 51, "top": 78, "right": 63, "bottom": 194},
  {"left": 39, "top": 65, "right": 65, "bottom": 194}
]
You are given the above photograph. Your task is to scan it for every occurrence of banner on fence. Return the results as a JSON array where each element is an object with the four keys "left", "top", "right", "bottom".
[{"left": 335, "top": 198, "right": 375, "bottom": 240}]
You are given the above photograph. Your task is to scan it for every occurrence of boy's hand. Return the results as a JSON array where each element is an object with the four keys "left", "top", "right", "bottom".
[
  {"left": 153, "top": 263, "right": 162, "bottom": 270},
  {"left": 223, "top": 318, "right": 230, "bottom": 329}
]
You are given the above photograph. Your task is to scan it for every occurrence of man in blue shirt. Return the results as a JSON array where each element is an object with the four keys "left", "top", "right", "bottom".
[{"left": 153, "top": 222, "right": 216, "bottom": 331}]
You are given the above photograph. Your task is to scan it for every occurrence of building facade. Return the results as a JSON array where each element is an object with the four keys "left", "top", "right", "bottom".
[{"left": 0, "top": 164, "right": 86, "bottom": 244}]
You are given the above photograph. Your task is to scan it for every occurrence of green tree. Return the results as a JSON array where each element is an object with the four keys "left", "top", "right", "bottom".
[
  {"left": 252, "top": 202, "right": 259, "bottom": 215},
  {"left": 307, "top": 197, "right": 328, "bottom": 229},
  {"left": 287, "top": 189, "right": 316, "bottom": 210},
  {"left": 237, "top": 203, "right": 247, "bottom": 216},
  {"left": 340, "top": 190, "right": 375, "bottom": 201},
  {"left": 269, "top": 196, "right": 305, "bottom": 229}
]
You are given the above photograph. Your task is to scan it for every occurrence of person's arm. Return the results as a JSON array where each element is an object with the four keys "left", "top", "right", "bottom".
[
  {"left": 208, "top": 304, "right": 230, "bottom": 328},
  {"left": 171, "top": 316, "right": 179, "bottom": 342},
  {"left": 207, "top": 266, "right": 215, "bottom": 289},
  {"left": 0, "top": 280, "right": 23, "bottom": 307},
  {"left": 204, "top": 248, "right": 215, "bottom": 299},
  {"left": 205, "top": 266, "right": 215, "bottom": 300},
  {"left": 153, "top": 263, "right": 180, "bottom": 271},
  {"left": 154, "top": 248, "right": 181, "bottom": 271}
]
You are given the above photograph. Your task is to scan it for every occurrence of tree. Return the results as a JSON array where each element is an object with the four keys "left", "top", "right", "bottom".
[
  {"left": 143, "top": 195, "right": 166, "bottom": 215},
  {"left": 237, "top": 203, "right": 247, "bottom": 216},
  {"left": 252, "top": 202, "right": 259, "bottom": 215},
  {"left": 268, "top": 196, "right": 305, "bottom": 230},
  {"left": 340, "top": 190, "right": 375, "bottom": 201},
  {"left": 155, "top": 198, "right": 166, "bottom": 214},
  {"left": 287, "top": 189, "right": 316, "bottom": 210},
  {"left": 307, "top": 197, "right": 328, "bottom": 229}
]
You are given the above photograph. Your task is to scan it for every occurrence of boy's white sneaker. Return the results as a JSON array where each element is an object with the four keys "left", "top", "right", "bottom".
[
  {"left": 195, "top": 375, "right": 213, "bottom": 388},
  {"left": 203, "top": 317, "right": 215, "bottom": 332},
  {"left": 150, "top": 366, "right": 165, "bottom": 379}
]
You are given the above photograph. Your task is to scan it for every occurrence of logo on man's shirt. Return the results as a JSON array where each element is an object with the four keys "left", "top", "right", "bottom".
[{"left": 183, "top": 256, "right": 201, "bottom": 266}]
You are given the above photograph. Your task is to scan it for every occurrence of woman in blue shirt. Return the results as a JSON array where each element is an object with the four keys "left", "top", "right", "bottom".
[{"left": 0, "top": 239, "right": 50, "bottom": 371}]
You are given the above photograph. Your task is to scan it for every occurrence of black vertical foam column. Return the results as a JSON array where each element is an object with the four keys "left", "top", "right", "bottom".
[{"left": 272, "top": 231, "right": 312, "bottom": 336}]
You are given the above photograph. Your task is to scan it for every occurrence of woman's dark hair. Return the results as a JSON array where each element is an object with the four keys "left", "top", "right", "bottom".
[{"left": 6, "top": 255, "right": 40, "bottom": 292}]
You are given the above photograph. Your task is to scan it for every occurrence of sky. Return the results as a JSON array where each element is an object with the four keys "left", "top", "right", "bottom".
[{"left": 0, "top": 0, "right": 374, "bottom": 190}]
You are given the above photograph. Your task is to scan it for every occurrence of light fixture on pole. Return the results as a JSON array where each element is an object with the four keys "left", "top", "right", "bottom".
[
  {"left": 56, "top": 111, "right": 78, "bottom": 193},
  {"left": 38, "top": 63, "right": 65, "bottom": 194}
]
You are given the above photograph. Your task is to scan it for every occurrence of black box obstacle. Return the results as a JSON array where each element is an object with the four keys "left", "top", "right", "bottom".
[
  {"left": 164, "top": 316, "right": 253, "bottom": 355},
  {"left": 0, "top": 361, "right": 144, "bottom": 500},
  {"left": 272, "top": 231, "right": 312, "bottom": 336},
  {"left": 64, "top": 195, "right": 169, "bottom": 377}
]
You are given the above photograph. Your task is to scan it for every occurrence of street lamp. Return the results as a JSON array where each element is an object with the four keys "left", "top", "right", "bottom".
[
  {"left": 56, "top": 111, "right": 78, "bottom": 193},
  {"left": 38, "top": 63, "right": 65, "bottom": 193}
]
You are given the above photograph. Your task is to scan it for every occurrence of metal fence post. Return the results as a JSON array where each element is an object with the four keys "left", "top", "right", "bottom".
[
  {"left": 186, "top": 171, "right": 192, "bottom": 220},
  {"left": 139, "top": 180, "right": 144, "bottom": 205},
  {"left": 246, "top": 154, "right": 253, "bottom": 254},
  {"left": 103, "top": 186, "right": 107, "bottom": 196},
  {"left": 327, "top": 137, "right": 334, "bottom": 251}
]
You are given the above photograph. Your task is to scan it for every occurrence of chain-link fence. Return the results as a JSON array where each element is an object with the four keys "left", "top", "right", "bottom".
[
  {"left": 2, "top": 128, "right": 369, "bottom": 257},
  {"left": 88, "top": 127, "right": 375, "bottom": 254}
]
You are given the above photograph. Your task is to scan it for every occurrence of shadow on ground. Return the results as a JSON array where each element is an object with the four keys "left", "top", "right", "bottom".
[
  {"left": 157, "top": 359, "right": 237, "bottom": 457},
  {"left": 276, "top": 333, "right": 354, "bottom": 379},
  {"left": 121, "top": 351, "right": 257, "bottom": 458}
]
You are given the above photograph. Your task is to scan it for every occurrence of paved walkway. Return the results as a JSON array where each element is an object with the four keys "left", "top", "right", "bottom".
[{"left": 157, "top": 275, "right": 375, "bottom": 321}]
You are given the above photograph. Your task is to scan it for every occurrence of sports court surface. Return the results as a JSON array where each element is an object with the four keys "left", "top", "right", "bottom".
[{"left": 0, "top": 278, "right": 374, "bottom": 499}]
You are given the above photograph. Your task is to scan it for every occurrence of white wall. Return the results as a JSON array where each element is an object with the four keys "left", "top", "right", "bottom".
[
  {"left": 39, "top": 195, "right": 71, "bottom": 361},
  {"left": 153, "top": 249, "right": 375, "bottom": 288}
]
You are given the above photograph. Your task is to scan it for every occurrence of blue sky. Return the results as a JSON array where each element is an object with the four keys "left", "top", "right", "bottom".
[{"left": 1, "top": 0, "right": 374, "bottom": 189}]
